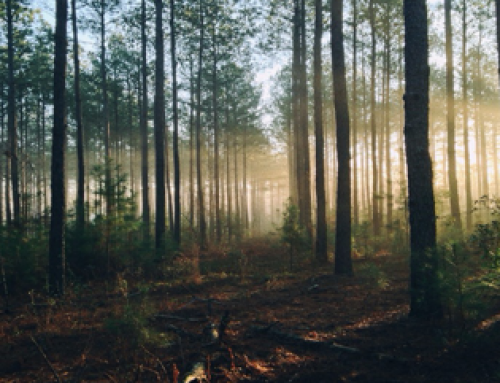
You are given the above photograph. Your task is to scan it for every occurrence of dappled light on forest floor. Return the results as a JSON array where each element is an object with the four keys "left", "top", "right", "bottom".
[{"left": 1, "top": 247, "right": 500, "bottom": 382}]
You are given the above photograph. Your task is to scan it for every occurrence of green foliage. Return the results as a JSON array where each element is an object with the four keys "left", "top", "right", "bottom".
[
  {"left": 0, "top": 225, "right": 48, "bottom": 295},
  {"left": 104, "top": 280, "right": 161, "bottom": 350},
  {"left": 357, "top": 262, "right": 389, "bottom": 289},
  {"left": 437, "top": 220, "right": 500, "bottom": 331},
  {"left": 280, "top": 201, "right": 310, "bottom": 271},
  {"left": 469, "top": 220, "right": 500, "bottom": 267},
  {"left": 66, "top": 162, "right": 156, "bottom": 280}
]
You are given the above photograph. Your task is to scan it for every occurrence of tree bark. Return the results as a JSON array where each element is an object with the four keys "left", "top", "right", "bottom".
[
  {"left": 49, "top": 0, "right": 68, "bottom": 296},
  {"left": 196, "top": 0, "right": 207, "bottom": 249},
  {"left": 100, "top": 0, "right": 111, "bottom": 216},
  {"left": 369, "top": 0, "right": 379, "bottom": 236},
  {"left": 154, "top": 0, "right": 166, "bottom": 250},
  {"left": 445, "top": 0, "right": 462, "bottom": 230},
  {"left": 170, "top": 0, "right": 181, "bottom": 245},
  {"left": 211, "top": 15, "right": 221, "bottom": 244},
  {"left": 72, "top": 0, "right": 85, "bottom": 231},
  {"left": 332, "top": 0, "right": 353, "bottom": 275},
  {"left": 314, "top": 0, "right": 327, "bottom": 264},
  {"left": 404, "top": 0, "right": 442, "bottom": 319},
  {"left": 140, "top": 0, "right": 150, "bottom": 239},
  {"left": 352, "top": 0, "right": 359, "bottom": 227},
  {"left": 7, "top": 0, "right": 20, "bottom": 226}
]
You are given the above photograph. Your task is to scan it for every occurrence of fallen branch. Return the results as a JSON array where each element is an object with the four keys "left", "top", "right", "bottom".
[
  {"left": 249, "top": 325, "right": 408, "bottom": 362},
  {"left": 154, "top": 314, "right": 207, "bottom": 322},
  {"left": 30, "top": 335, "right": 62, "bottom": 383},
  {"left": 163, "top": 324, "right": 197, "bottom": 339}
]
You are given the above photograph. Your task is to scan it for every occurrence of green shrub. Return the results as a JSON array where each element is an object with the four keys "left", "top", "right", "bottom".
[{"left": 280, "top": 201, "right": 310, "bottom": 271}]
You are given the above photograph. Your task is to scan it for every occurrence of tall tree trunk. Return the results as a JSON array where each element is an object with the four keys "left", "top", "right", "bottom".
[
  {"left": 170, "top": 0, "right": 181, "bottom": 245},
  {"left": 352, "top": 0, "right": 359, "bottom": 227},
  {"left": 189, "top": 56, "right": 195, "bottom": 229},
  {"left": 332, "top": 0, "right": 353, "bottom": 275},
  {"left": 7, "top": 0, "right": 20, "bottom": 226},
  {"left": 496, "top": 0, "right": 500, "bottom": 92},
  {"left": 72, "top": 0, "right": 85, "bottom": 230},
  {"left": 242, "top": 125, "right": 249, "bottom": 234},
  {"left": 165, "top": 129, "right": 174, "bottom": 234},
  {"left": 233, "top": 134, "right": 240, "bottom": 241},
  {"left": 226, "top": 123, "right": 232, "bottom": 241},
  {"left": 404, "top": 0, "right": 441, "bottom": 319},
  {"left": 154, "top": 0, "right": 166, "bottom": 250},
  {"left": 100, "top": 0, "right": 111, "bottom": 216},
  {"left": 299, "top": 0, "right": 312, "bottom": 236},
  {"left": 445, "top": 0, "right": 462, "bottom": 230},
  {"left": 369, "top": 0, "right": 379, "bottom": 236},
  {"left": 49, "top": 0, "right": 68, "bottom": 296},
  {"left": 140, "top": 0, "right": 150, "bottom": 239},
  {"left": 0, "top": 85, "right": 4, "bottom": 224},
  {"left": 196, "top": 0, "right": 207, "bottom": 249},
  {"left": 211, "top": 18, "right": 222, "bottom": 244},
  {"left": 292, "top": 0, "right": 300, "bottom": 210},
  {"left": 314, "top": 0, "right": 327, "bottom": 264},
  {"left": 383, "top": 13, "right": 392, "bottom": 230}
]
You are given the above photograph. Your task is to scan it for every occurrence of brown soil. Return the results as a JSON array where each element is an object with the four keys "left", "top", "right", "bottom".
[{"left": 1, "top": 249, "right": 499, "bottom": 383}]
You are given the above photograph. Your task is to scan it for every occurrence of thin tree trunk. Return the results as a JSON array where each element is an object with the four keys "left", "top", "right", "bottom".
[
  {"left": 196, "top": 0, "right": 207, "bottom": 249},
  {"left": 226, "top": 123, "right": 232, "bottom": 241},
  {"left": 461, "top": 3, "right": 472, "bottom": 228},
  {"left": 165, "top": 129, "right": 174, "bottom": 234},
  {"left": 140, "top": 0, "right": 150, "bottom": 239},
  {"left": 299, "top": 0, "right": 312, "bottom": 236},
  {"left": 170, "top": 0, "right": 181, "bottom": 245},
  {"left": 352, "top": 0, "right": 359, "bottom": 227},
  {"left": 211, "top": 18, "right": 222, "bottom": 243},
  {"left": 369, "top": 0, "right": 379, "bottom": 236},
  {"left": 73, "top": 0, "right": 85, "bottom": 229},
  {"left": 189, "top": 56, "right": 195, "bottom": 229},
  {"left": 314, "top": 0, "right": 327, "bottom": 264},
  {"left": 445, "top": 0, "right": 462, "bottom": 230},
  {"left": 100, "top": 0, "right": 111, "bottom": 216},
  {"left": 7, "top": 0, "right": 20, "bottom": 226},
  {"left": 154, "top": 0, "right": 166, "bottom": 250}
]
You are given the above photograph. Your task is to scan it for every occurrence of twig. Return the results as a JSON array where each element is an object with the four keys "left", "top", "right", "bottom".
[
  {"left": 30, "top": 335, "right": 62, "bottom": 383},
  {"left": 154, "top": 314, "right": 207, "bottom": 322},
  {"left": 141, "top": 345, "right": 169, "bottom": 382}
]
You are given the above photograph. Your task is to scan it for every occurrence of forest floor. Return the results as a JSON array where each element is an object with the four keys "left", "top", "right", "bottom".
[{"left": 1, "top": 238, "right": 500, "bottom": 382}]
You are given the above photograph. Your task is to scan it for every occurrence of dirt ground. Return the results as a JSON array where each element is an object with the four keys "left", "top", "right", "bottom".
[{"left": 1, "top": 248, "right": 500, "bottom": 382}]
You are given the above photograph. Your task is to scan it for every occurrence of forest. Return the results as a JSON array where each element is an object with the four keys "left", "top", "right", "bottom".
[{"left": 1, "top": 0, "right": 500, "bottom": 381}]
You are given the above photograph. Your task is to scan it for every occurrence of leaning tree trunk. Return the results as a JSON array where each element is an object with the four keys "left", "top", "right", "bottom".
[{"left": 404, "top": 0, "right": 442, "bottom": 320}]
